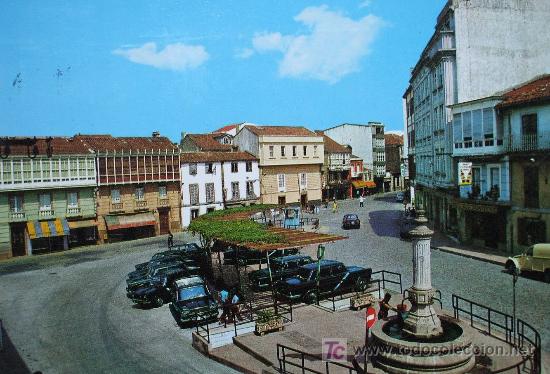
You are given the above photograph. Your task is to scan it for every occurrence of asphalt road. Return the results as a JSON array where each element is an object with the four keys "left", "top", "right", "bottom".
[{"left": 0, "top": 193, "right": 548, "bottom": 373}]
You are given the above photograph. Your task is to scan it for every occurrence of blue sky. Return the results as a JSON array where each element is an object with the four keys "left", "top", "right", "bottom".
[{"left": 1, "top": 0, "right": 446, "bottom": 141}]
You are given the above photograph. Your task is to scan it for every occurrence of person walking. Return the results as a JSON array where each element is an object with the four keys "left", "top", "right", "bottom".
[
  {"left": 167, "top": 231, "right": 174, "bottom": 248},
  {"left": 218, "top": 286, "right": 230, "bottom": 324},
  {"left": 332, "top": 199, "right": 338, "bottom": 213},
  {"left": 230, "top": 288, "right": 244, "bottom": 322},
  {"left": 359, "top": 195, "right": 364, "bottom": 208}
]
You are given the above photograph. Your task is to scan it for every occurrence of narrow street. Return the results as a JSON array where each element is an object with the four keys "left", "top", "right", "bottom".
[{"left": 0, "top": 194, "right": 548, "bottom": 373}]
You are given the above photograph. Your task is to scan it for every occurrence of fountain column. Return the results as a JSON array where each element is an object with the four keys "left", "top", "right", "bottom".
[{"left": 402, "top": 209, "right": 443, "bottom": 339}]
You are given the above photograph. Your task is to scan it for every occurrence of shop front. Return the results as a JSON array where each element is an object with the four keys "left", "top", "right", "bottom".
[
  {"left": 68, "top": 219, "right": 98, "bottom": 247},
  {"left": 104, "top": 212, "right": 157, "bottom": 242},
  {"left": 350, "top": 180, "right": 376, "bottom": 198},
  {"left": 455, "top": 201, "right": 509, "bottom": 251},
  {"left": 26, "top": 218, "right": 70, "bottom": 255}
]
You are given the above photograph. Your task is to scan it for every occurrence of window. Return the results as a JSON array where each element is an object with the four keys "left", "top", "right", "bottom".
[
  {"left": 521, "top": 114, "right": 538, "bottom": 135},
  {"left": 483, "top": 108, "right": 494, "bottom": 146},
  {"left": 269, "top": 146, "right": 274, "bottom": 158},
  {"left": 472, "top": 109, "right": 483, "bottom": 147},
  {"left": 111, "top": 189, "right": 121, "bottom": 203},
  {"left": 189, "top": 163, "right": 197, "bottom": 175},
  {"left": 300, "top": 173, "right": 307, "bottom": 188},
  {"left": 231, "top": 162, "right": 238, "bottom": 173},
  {"left": 67, "top": 192, "right": 79, "bottom": 207},
  {"left": 159, "top": 185, "right": 167, "bottom": 199},
  {"left": 135, "top": 187, "right": 145, "bottom": 201},
  {"left": 489, "top": 167, "right": 500, "bottom": 190},
  {"left": 191, "top": 209, "right": 199, "bottom": 220},
  {"left": 303, "top": 146, "right": 307, "bottom": 156},
  {"left": 205, "top": 163, "right": 214, "bottom": 174},
  {"left": 292, "top": 146, "right": 297, "bottom": 157},
  {"left": 231, "top": 182, "right": 240, "bottom": 200},
  {"left": 205, "top": 183, "right": 215, "bottom": 203},
  {"left": 39, "top": 193, "right": 52, "bottom": 211},
  {"left": 189, "top": 184, "right": 199, "bottom": 205},
  {"left": 9, "top": 195, "right": 23, "bottom": 212},
  {"left": 313, "top": 145, "right": 318, "bottom": 157},
  {"left": 281, "top": 146, "right": 286, "bottom": 157},
  {"left": 246, "top": 181, "right": 255, "bottom": 198},
  {"left": 278, "top": 174, "right": 286, "bottom": 192},
  {"left": 246, "top": 161, "right": 252, "bottom": 172}
]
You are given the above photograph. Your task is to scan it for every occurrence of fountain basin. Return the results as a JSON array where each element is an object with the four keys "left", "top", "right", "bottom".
[{"left": 370, "top": 314, "right": 476, "bottom": 374}]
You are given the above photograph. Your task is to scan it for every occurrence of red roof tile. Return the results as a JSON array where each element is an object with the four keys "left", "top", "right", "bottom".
[
  {"left": 75, "top": 135, "right": 178, "bottom": 153},
  {"left": 180, "top": 151, "right": 257, "bottom": 163},
  {"left": 244, "top": 125, "right": 318, "bottom": 137},
  {"left": 1, "top": 136, "right": 93, "bottom": 156},
  {"left": 315, "top": 131, "right": 351, "bottom": 154},
  {"left": 213, "top": 123, "right": 240, "bottom": 134},
  {"left": 186, "top": 134, "right": 233, "bottom": 151},
  {"left": 384, "top": 134, "right": 404, "bottom": 146},
  {"left": 497, "top": 75, "right": 550, "bottom": 109}
]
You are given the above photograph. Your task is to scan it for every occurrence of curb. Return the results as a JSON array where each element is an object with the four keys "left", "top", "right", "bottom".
[{"left": 432, "top": 246, "right": 506, "bottom": 266}]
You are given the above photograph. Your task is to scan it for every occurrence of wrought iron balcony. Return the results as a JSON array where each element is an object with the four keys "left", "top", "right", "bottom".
[
  {"left": 110, "top": 202, "right": 124, "bottom": 212},
  {"left": 158, "top": 198, "right": 169, "bottom": 207},
  {"left": 66, "top": 207, "right": 81, "bottom": 216},
  {"left": 134, "top": 200, "right": 148, "bottom": 210},
  {"left": 504, "top": 132, "right": 550, "bottom": 153},
  {"left": 9, "top": 211, "right": 25, "bottom": 220},
  {"left": 38, "top": 209, "right": 54, "bottom": 218}
]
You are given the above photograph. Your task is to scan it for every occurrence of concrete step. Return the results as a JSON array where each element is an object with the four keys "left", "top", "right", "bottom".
[{"left": 208, "top": 321, "right": 256, "bottom": 348}]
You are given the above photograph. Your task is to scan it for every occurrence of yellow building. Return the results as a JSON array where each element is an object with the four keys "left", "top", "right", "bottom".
[{"left": 233, "top": 125, "right": 324, "bottom": 206}]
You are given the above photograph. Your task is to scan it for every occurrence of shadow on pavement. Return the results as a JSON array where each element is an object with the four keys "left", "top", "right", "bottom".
[
  {"left": 373, "top": 194, "right": 399, "bottom": 203},
  {"left": 368, "top": 210, "right": 401, "bottom": 238},
  {"left": 0, "top": 322, "right": 32, "bottom": 374}
]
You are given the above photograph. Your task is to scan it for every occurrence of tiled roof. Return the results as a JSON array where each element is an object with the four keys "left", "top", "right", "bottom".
[
  {"left": 180, "top": 151, "right": 257, "bottom": 163},
  {"left": 1, "top": 136, "right": 94, "bottom": 156},
  {"left": 75, "top": 135, "right": 178, "bottom": 152},
  {"left": 315, "top": 131, "right": 351, "bottom": 154},
  {"left": 497, "top": 75, "right": 550, "bottom": 109},
  {"left": 245, "top": 125, "right": 318, "bottom": 137},
  {"left": 384, "top": 134, "right": 404, "bottom": 146},
  {"left": 351, "top": 154, "right": 362, "bottom": 160},
  {"left": 213, "top": 123, "right": 240, "bottom": 134},
  {"left": 186, "top": 134, "right": 233, "bottom": 151}
]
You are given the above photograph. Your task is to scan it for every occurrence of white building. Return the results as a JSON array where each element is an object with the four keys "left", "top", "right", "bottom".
[
  {"left": 180, "top": 151, "right": 259, "bottom": 227},
  {"left": 323, "top": 122, "right": 386, "bottom": 185}
]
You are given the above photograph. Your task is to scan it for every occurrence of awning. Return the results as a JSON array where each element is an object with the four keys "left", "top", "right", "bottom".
[
  {"left": 27, "top": 218, "right": 70, "bottom": 239},
  {"left": 68, "top": 219, "right": 98, "bottom": 230},
  {"left": 351, "top": 180, "right": 377, "bottom": 189},
  {"left": 104, "top": 213, "right": 156, "bottom": 231}
]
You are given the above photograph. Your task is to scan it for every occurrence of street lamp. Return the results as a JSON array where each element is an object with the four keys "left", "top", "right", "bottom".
[{"left": 511, "top": 266, "right": 520, "bottom": 344}]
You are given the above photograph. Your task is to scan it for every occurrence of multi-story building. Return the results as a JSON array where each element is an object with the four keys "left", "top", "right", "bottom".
[
  {"left": 403, "top": 86, "right": 416, "bottom": 204},
  {"left": 450, "top": 75, "right": 550, "bottom": 253},
  {"left": 233, "top": 125, "right": 323, "bottom": 207},
  {"left": 75, "top": 134, "right": 181, "bottom": 242},
  {"left": 315, "top": 131, "right": 351, "bottom": 200},
  {"left": 403, "top": 0, "right": 550, "bottom": 231},
  {"left": 180, "top": 133, "right": 235, "bottom": 152},
  {"left": 348, "top": 155, "right": 375, "bottom": 197},
  {"left": 323, "top": 123, "right": 386, "bottom": 190},
  {"left": 0, "top": 137, "right": 97, "bottom": 258},
  {"left": 384, "top": 134, "right": 404, "bottom": 192},
  {"left": 180, "top": 151, "right": 259, "bottom": 227}
]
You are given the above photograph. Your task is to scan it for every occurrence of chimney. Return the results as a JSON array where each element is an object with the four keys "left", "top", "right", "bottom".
[{"left": 152, "top": 131, "right": 160, "bottom": 138}]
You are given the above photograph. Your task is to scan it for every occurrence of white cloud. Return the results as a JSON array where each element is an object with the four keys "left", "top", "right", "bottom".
[
  {"left": 113, "top": 42, "right": 209, "bottom": 71},
  {"left": 359, "top": 0, "right": 372, "bottom": 8},
  {"left": 250, "top": 5, "right": 384, "bottom": 83},
  {"left": 235, "top": 47, "right": 255, "bottom": 59}
]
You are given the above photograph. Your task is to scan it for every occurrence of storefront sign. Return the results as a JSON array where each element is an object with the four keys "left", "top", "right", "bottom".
[{"left": 458, "top": 162, "right": 472, "bottom": 186}]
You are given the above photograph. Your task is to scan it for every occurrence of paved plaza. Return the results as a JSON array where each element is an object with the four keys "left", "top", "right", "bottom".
[{"left": 0, "top": 194, "right": 548, "bottom": 373}]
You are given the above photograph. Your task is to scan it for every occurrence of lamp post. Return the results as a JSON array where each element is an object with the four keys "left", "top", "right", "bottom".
[{"left": 511, "top": 266, "right": 520, "bottom": 344}]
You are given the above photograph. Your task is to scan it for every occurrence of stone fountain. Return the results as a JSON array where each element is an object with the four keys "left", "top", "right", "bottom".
[{"left": 370, "top": 209, "right": 476, "bottom": 373}]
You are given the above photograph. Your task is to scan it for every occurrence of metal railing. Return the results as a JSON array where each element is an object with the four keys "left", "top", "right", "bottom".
[
  {"left": 277, "top": 344, "right": 358, "bottom": 374},
  {"left": 371, "top": 270, "right": 403, "bottom": 294},
  {"left": 504, "top": 132, "right": 550, "bottom": 152}
]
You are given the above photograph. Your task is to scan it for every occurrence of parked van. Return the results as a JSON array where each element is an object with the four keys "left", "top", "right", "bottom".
[{"left": 505, "top": 243, "right": 550, "bottom": 282}]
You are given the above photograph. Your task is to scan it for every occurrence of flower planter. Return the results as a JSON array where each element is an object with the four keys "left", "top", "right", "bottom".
[
  {"left": 350, "top": 293, "right": 375, "bottom": 310},
  {"left": 255, "top": 317, "right": 284, "bottom": 336}
]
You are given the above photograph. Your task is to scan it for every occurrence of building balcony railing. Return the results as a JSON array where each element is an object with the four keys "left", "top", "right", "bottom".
[
  {"left": 110, "top": 202, "right": 124, "bottom": 212},
  {"left": 38, "top": 209, "right": 54, "bottom": 218},
  {"left": 158, "top": 197, "right": 170, "bottom": 207},
  {"left": 9, "top": 211, "right": 26, "bottom": 221},
  {"left": 503, "top": 132, "right": 550, "bottom": 153},
  {"left": 66, "top": 207, "right": 81, "bottom": 216},
  {"left": 328, "top": 165, "right": 351, "bottom": 171},
  {"left": 134, "top": 200, "right": 148, "bottom": 210}
]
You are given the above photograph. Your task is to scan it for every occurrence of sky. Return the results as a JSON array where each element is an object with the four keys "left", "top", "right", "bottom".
[{"left": 1, "top": 0, "right": 447, "bottom": 142}]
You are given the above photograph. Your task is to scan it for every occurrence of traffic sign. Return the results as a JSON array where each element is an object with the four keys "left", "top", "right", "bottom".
[{"left": 366, "top": 307, "right": 377, "bottom": 329}]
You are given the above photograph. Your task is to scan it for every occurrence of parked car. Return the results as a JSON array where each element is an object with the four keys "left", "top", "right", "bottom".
[
  {"left": 342, "top": 214, "right": 360, "bottom": 229},
  {"left": 505, "top": 243, "right": 550, "bottom": 282},
  {"left": 274, "top": 260, "right": 372, "bottom": 304},
  {"left": 248, "top": 254, "right": 315, "bottom": 292},
  {"left": 224, "top": 247, "right": 299, "bottom": 265},
  {"left": 127, "top": 267, "right": 189, "bottom": 307},
  {"left": 395, "top": 192, "right": 405, "bottom": 202},
  {"left": 126, "top": 263, "right": 194, "bottom": 294},
  {"left": 129, "top": 257, "right": 198, "bottom": 279},
  {"left": 170, "top": 276, "right": 219, "bottom": 325}
]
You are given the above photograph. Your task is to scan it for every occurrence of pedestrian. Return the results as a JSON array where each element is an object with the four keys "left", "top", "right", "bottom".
[
  {"left": 167, "top": 230, "right": 174, "bottom": 248},
  {"left": 332, "top": 199, "right": 338, "bottom": 213},
  {"left": 218, "top": 286, "right": 230, "bottom": 324},
  {"left": 230, "top": 288, "right": 244, "bottom": 322},
  {"left": 359, "top": 195, "right": 364, "bottom": 208},
  {"left": 378, "top": 293, "right": 397, "bottom": 320}
]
